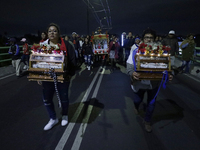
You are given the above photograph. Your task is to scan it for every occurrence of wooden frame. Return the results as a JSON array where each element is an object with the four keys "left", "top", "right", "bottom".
[
  {"left": 28, "top": 53, "right": 65, "bottom": 82},
  {"left": 135, "top": 54, "right": 171, "bottom": 80}
]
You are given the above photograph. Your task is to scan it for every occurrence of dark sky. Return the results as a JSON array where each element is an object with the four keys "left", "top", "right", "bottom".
[{"left": 1, "top": 0, "right": 200, "bottom": 37}]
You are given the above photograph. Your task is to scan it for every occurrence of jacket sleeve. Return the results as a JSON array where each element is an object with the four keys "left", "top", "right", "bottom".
[
  {"left": 126, "top": 62, "right": 135, "bottom": 77},
  {"left": 14, "top": 44, "right": 20, "bottom": 55},
  {"left": 65, "top": 41, "right": 77, "bottom": 76},
  {"left": 8, "top": 47, "right": 12, "bottom": 54},
  {"left": 181, "top": 43, "right": 189, "bottom": 49}
]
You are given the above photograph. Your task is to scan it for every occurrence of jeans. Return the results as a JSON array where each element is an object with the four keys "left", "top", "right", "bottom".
[
  {"left": 84, "top": 54, "right": 92, "bottom": 66},
  {"left": 42, "top": 81, "right": 70, "bottom": 119},
  {"left": 21, "top": 54, "right": 30, "bottom": 65},
  {"left": 132, "top": 87, "right": 158, "bottom": 122},
  {"left": 180, "top": 60, "right": 190, "bottom": 73}
]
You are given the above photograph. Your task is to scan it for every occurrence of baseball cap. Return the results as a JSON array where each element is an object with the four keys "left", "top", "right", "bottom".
[
  {"left": 9, "top": 38, "right": 16, "bottom": 42},
  {"left": 21, "top": 38, "right": 26, "bottom": 42},
  {"left": 169, "top": 30, "right": 175, "bottom": 35}
]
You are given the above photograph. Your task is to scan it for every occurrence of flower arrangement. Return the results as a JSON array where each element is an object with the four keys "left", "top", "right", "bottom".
[
  {"left": 31, "top": 43, "right": 63, "bottom": 55},
  {"left": 138, "top": 42, "right": 171, "bottom": 55}
]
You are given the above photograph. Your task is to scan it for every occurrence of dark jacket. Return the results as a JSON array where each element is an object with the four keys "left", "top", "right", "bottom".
[
  {"left": 180, "top": 39, "right": 195, "bottom": 61},
  {"left": 70, "top": 37, "right": 80, "bottom": 50},
  {"left": 63, "top": 40, "right": 77, "bottom": 79},
  {"left": 8, "top": 44, "right": 21, "bottom": 60},
  {"left": 124, "top": 37, "right": 135, "bottom": 50},
  {"left": 162, "top": 36, "right": 179, "bottom": 56},
  {"left": 82, "top": 43, "right": 93, "bottom": 55}
]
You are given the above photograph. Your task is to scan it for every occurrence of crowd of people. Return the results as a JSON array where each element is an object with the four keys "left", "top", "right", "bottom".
[{"left": 6, "top": 23, "right": 197, "bottom": 132}]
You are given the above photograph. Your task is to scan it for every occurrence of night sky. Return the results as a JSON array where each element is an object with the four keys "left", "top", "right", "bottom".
[{"left": 1, "top": 0, "right": 200, "bottom": 37}]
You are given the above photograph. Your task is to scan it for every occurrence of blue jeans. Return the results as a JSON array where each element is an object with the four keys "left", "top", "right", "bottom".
[
  {"left": 133, "top": 87, "right": 158, "bottom": 122},
  {"left": 42, "top": 81, "right": 70, "bottom": 119},
  {"left": 180, "top": 60, "right": 190, "bottom": 73},
  {"left": 84, "top": 55, "right": 92, "bottom": 66},
  {"left": 21, "top": 54, "right": 30, "bottom": 65}
]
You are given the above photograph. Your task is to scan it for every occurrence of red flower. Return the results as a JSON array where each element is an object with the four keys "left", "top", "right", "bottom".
[
  {"left": 91, "top": 36, "right": 94, "bottom": 39},
  {"left": 99, "top": 35, "right": 102, "bottom": 38}
]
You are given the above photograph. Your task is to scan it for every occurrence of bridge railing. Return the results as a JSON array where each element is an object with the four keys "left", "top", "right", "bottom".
[{"left": 0, "top": 46, "right": 24, "bottom": 67}]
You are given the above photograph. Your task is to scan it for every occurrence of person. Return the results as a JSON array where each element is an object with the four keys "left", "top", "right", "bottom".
[
  {"left": 108, "top": 36, "right": 120, "bottom": 71},
  {"left": 134, "top": 37, "right": 141, "bottom": 47},
  {"left": 8, "top": 38, "right": 21, "bottom": 77},
  {"left": 126, "top": 28, "right": 173, "bottom": 132},
  {"left": 124, "top": 32, "right": 135, "bottom": 63},
  {"left": 20, "top": 38, "right": 30, "bottom": 70},
  {"left": 39, "top": 23, "right": 76, "bottom": 131},
  {"left": 162, "top": 30, "right": 179, "bottom": 68},
  {"left": 178, "top": 33, "right": 196, "bottom": 73},
  {"left": 82, "top": 37, "right": 93, "bottom": 70},
  {"left": 40, "top": 31, "right": 48, "bottom": 43},
  {"left": 71, "top": 32, "right": 80, "bottom": 65},
  {"left": 64, "top": 35, "right": 75, "bottom": 49}
]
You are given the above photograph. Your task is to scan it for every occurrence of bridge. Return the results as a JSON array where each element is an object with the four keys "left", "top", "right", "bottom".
[{"left": 0, "top": 47, "right": 200, "bottom": 150}]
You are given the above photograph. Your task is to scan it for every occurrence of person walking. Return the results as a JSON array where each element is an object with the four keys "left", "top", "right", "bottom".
[
  {"left": 162, "top": 30, "right": 179, "bottom": 68},
  {"left": 20, "top": 38, "right": 30, "bottom": 70},
  {"left": 8, "top": 38, "right": 21, "bottom": 77},
  {"left": 124, "top": 32, "right": 135, "bottom": 63},
  {"left": 179, "top": 33, "right": 196, "bottom": 73},
  {"left": 39, "top": 23, "right": 76, "bottom": 131},
  {"left": 127, "top": 28, "right": 173, "bottom": 132},
  {"left": 108, "top": 36, "right": 120, "bottom": 72},
  {"left": 82, "top": 37, "right": 93, "bottom": 70}
]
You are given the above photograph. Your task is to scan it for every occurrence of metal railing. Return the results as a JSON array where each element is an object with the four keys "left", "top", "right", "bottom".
[
  {"left": 0, "top": 46, "right": 23, "bottom": 67},
  {"left": 0, "top": 46, "right": 200, "bottom": 66}
]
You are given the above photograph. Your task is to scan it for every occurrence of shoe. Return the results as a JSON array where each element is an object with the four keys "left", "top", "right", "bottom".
[
  {"left": 23, "top": 65, "right": 27, "bottom": 70},
  {"left": 43, "top": 118, "right": 58, "bottom": 131},
  {"left": 143, "top": 121, "right": 152, "bottom": 133},
  {"left": 61, "top": 116, "right": 68, "bottom": 126},
  {"left": 88, "top": 66, "right": 90, "bottom": 70}
]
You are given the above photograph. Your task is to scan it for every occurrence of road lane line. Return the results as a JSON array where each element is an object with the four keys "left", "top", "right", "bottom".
[
  {"left": 184, "top": 73, "right": 200, "bottom": 83},
  {"left": 71, "top": 67, "right": 105, "bottom": 150},
  {"left": 55, "top": 67, "right": 101, "bottom": 150},
  {"left": 0, "top": 73, "right": 15, "bottom": 80}
]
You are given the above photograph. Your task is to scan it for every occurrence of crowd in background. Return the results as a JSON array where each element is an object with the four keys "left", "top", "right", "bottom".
[{"left": 2, "top": 28, "right": 199, "bottom": 77}]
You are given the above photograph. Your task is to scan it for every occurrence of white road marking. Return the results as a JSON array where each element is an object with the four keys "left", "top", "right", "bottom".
[
  {"left": 55, "top": 67, "right": 101, "bottom": 150},
  {"left": 0, "top": 73, "right": 15, "bottom": 80},
  {"left": 184, "top": 73, "right": 200, "bottom": 83},
  {"left": 71, "top": 67, "right": 105, "bottom": 150}
]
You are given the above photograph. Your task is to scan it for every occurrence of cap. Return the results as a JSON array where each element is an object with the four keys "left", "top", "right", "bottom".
[
  {"left": 135, "top": 37, "right": 140, "bottom": 41},
  {"left": 21, "top": 38, "right": 26, "bottom": 42},
  {"left": 72, "top": 32, "right": 77, "bottom": 35},
  {"left": 169, "top": 30, "right": 175, "bottom": 35},
  {"left": 9, "top": 38, "right": 16, "bottom": 42}
]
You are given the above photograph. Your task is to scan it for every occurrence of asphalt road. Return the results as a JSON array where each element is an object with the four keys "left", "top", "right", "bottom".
[{"left": 1, "top": 62, "right": 200, "bottom": 150}]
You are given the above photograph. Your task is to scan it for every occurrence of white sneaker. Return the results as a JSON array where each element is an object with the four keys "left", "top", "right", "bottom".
[
  {"left": 43, "top": 118, "right": 58, "bottom": 131},
  {"left": 23, "top": 65, "right": 27, "bottom": 70},
  {"left": 61, "top": 116, "right": 68, "bottom": 126},
  {"left": 88, "top": 66, "right": 90, "bottom": 70}
]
